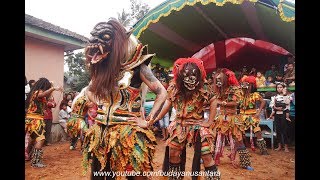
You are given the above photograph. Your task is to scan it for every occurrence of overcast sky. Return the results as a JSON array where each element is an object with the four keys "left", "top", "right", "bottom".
[
  {"left": 25, "top": 0, "right": 164, "bottom": 37},
  {"left": 26, "top": 0, "right": 164, "bottom": 71}
]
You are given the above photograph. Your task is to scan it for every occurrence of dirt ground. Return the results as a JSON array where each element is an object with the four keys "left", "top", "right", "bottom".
[{"left": 25, "top": 138, "right": 295, "bottom": 180}]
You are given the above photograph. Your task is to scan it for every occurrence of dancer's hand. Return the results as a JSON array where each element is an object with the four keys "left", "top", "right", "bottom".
[
  {"left": 127, "top": 116, "right": 148, "bottom": 128},
  {"left": 54, "top": 86, "right": 63, "bottom": 92}
]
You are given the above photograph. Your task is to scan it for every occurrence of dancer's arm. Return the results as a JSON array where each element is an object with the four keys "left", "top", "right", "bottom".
[
  {"left": 140, "top": 64, "right": 167, "bottom": 123},
  {"left": 255, "top": 95, "right": 266, "bottom": 118},
  {"left": 148, "top": 100, "right": 172, "bottom": 127},
  {"left": 38, "top": 86, "right": 62, "bottom": 98},
  {"left": 127, "top": 64, "right": 167, "bottom": 128}
]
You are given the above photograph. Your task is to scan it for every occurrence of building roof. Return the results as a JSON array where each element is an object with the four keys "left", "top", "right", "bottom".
[{"left": 25, "top": 14, "right": 88, "bottom": 43}]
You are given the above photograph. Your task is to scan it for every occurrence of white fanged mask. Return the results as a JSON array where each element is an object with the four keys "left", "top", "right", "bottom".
[
  {"left": 241, "top": 82, "right": 250, "bottom": 89},
  {"left": 216, "top": 77, "right": 223, "bottom": 87},
  {"left": 85, "top": 22, "right": 113, "bottom": 64},
  {"left": 182, "top": 68, "right": 199, "bottom": 90}
]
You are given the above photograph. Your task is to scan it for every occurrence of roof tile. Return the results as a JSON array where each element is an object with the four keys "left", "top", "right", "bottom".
[{"left": 25, "top": 14, "right": 89, "bottom": 43}]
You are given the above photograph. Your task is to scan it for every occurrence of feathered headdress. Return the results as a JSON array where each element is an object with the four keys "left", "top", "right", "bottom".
[
  {"left": 240, "top": 75, "right": 256, "bottom": 87},
  {"left": 173, "top": 57, "right": 206, "bottom": 82},
  {"left": 221, "top": 68, "right": 239, "bottom": 86}
]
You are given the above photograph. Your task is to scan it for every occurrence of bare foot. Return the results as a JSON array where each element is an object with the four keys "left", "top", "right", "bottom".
[
  {"left": 284, "top": 148, "right": 289, "bottom": 152},
  {"left": 275, "top": 146, "right": 281, "bottom": 151}
]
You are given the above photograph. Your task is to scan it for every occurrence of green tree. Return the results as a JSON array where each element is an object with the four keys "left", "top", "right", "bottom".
[
  {"left": 130, "top": 0, "right": 150, "bottom": 22},
  {"left": 117, "top": 9, "right": 131, "bottom": 28},
  {"left": 64, "top": 51, "right": 90, "bottom": 92}
]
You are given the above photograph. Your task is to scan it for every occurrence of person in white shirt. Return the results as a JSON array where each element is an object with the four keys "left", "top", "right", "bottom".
[
  {"left": 25, "top": 76, "right": 30, "bottom": 101},
  {"left": 269, "top": 83, "right": 290, "bottom": 152},
  {"left": 58, "top": 102, "right": 70, "bottom": 133}
]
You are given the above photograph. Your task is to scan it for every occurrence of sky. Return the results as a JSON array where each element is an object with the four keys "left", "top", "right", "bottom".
[
  {"left": 25, "top": 0, "right": 164, "bottom": 37},
  {"left": 26, "top": 0, "right": 165, "bottom": 71}
]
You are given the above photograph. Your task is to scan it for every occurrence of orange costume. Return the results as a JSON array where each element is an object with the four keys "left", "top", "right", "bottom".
[
  {"left": 212, "top": 69, "right": 253, "bottom": 170},
  {"left": 25, "top": 90, "right": 47, "bottom": 142},
  {"left": 166, "top": 80, "right": 215, "bottom": 154},
  {"left": 239, "top": 75, "right": 268, "bottom": 155}
]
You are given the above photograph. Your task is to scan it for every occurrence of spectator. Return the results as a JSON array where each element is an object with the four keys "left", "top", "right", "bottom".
[
  {"left": 288, "top": 91, "right": 295, "bottom": 146},
  {"left": 265, "top": 76, "right": 275, "bottom": 87},
  {"left": 265, "top": 64, "right": 278, "bottom": 80},
  {"left": 240, "top": 66, "right": 249, "bottom": 79},
  {"left": 152, "top": 63, "right": 161, "bottom": 74},
  {"left": 67, "top": 99, "right": 73, "bottom": 115},
  {"left": 274, "top": 73, "right": 284, "bottom": 84},
  {"left": 249, "top": 67, "right": 257, "bottom": 76},
  {"left": 269, "top": 83, "right": 290, "bottom": 152},
  {"left": 43, "top": 95, "right": 56, "bottom": 146},
  {"left": 283, "top": 62, "right": 295, "bottom": 86},
  {"left": 255, "top": 71, "right": 266, "bottom": 88},
  {"left": 283, "top": 55, "right": 295, "bottom": 72},
  {"left": 269, "top": 87, "right": 291, "bottom": 122},
  {"left": 25, "top": 79, "right": 36, "bottom": 106},
  {"left": 28, "top": 79, "right": 36, "bottom": 90},
  {"left": 58, "top": 101, "right": 70, "bottom": 133},
  {"left": 25, "top": 76, "right": 30, "bottom": 101},
  {"left": 66, "top": 93, "right": 73, "bottom": 101}
]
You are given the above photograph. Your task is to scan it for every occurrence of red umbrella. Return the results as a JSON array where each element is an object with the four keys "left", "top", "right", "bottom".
[{"left": 192, "top": 38, "right": 291, "bottom": 73}]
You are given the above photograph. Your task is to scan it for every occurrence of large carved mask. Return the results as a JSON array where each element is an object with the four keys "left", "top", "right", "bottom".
[
  {"left": 173, "top": 58, "right": 206, "bottom": 92},
  {"left": 181, "top": 63, "right": 200, "bottom": 91},
  {"left": 213, "top": 68, "right": 239, "bottom": 90},
  {"left": 85, "top": 21, "right": 119, "bottom": 65},
  {"left": 240, "top": 75, "right": 256, "bottom": 92},
  {"left": 214, "top": 72, "right": 226, "bottom": 88}
]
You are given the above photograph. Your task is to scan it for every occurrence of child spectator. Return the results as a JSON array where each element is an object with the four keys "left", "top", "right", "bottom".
[
  {"left": 67, "top": 99, "right": 73, "bottom": 115},
  {"left": 265, "top": 76, "right": 275, "bottom": 87},
  {"left": 274, "top": 73, "right": 284, "bottom": 84},
  {"left": 58, "top": 101, "right": 70, "bottom": 133},
  {"left": 255, "top": 71, "right": 266, "bottom": 88}
]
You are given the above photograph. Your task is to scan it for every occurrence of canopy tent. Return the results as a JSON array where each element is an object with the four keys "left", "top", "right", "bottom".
[
  {"left": 132, "top": 0, "right": 295, "bottom": 69},
  {"left": 192, "top": 37, "right": 291, "bottom": 73}
]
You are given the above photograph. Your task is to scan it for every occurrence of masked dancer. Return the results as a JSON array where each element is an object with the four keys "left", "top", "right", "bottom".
[
  {"left": 25, "top": 78, "right": 62, "bottom": 167},
  {"left": 70, "top": 19, "right": 167, "bottom": 179},
  {"left": 211, "top": 69, "right": 253, "bottom": 170},
  {"left": 149, "top": 58, "right": 220, "bottom": 180}
]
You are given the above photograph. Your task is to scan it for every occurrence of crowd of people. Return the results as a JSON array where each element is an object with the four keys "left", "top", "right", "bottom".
[{"left": 25, "top": 19, "right": 295, "bottom": 179}]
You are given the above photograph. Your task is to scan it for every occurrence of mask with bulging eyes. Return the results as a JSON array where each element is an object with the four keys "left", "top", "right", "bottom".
[
  {"left": 182, "top": 68, "right": 199, "bottom": 90},
  {"left": 240, "top": 82, "right": 250, "bottom": 89},
  {"left": 215, "top": 76, "right": 223, "bottom": 87}
]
